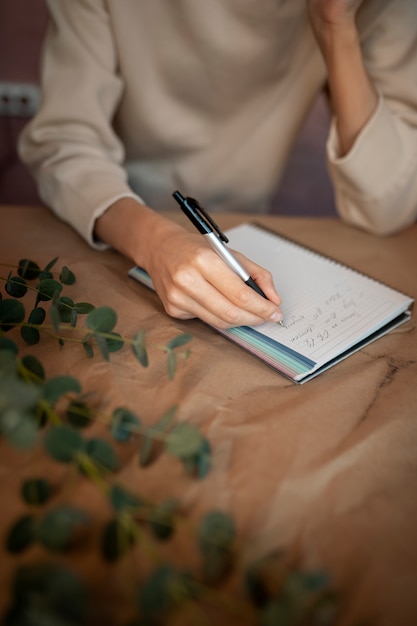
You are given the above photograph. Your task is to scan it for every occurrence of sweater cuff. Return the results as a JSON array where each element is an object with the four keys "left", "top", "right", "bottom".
[{"left": 327, "top": 95, "right": 408, "bottom": 198}]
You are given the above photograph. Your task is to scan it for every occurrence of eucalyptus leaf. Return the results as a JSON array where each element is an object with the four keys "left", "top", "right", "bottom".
[
  {"left": 198, "top": 511, "right": 235, "bottom": 552},
  {"left": 0, "top": 337, "right": 18, "bottom": 354},
  {"left": 37, "top": 505, "right": 90, "bottom": 552},
  {"left": 0, "top": 410, "right": 38, "bottom": 448},
  {"left": 21, "top": 478, "right": 52, "bottom": 505},
  {"left": 139, "top": 434, "right": 154, "bottom": 467},
  {"left": 20, "top": 325, "right": 40, "bottom": 346},
  {"left": 28, "top": 306, "right": 46, "bottom": 326},
  {"left": 150, "top": 499, "right": 178, "bottom": 541},
  {"left": 106, "top": 331, "right": 124, "bottom": 353},
  {"left": 94, "top": 332, "right": 109, "bottom": 361},
  {"left": 39, "top": 270, "right": 54, "bottom": 281},
  {"left": 132, "top": 329, "right": 148, "bottom": 367},
  {"left": 166, "top": 423, "right": 204, "bottom": 459},
  {"left": 6, "top": 514, "right": 36, "bottom": 554},
  {"left": 58, "top": 296, "right": 74, "bottom": 323},
  {"left": 9, "top": 563, "right": 88, "bottom": 625},
  {"left": 138, "top": 565, "right": 191, "bottom": 618},
  {"left": 82, "top": 341, "right": 94, "bottom": 358},
  {"left": 44, "top": 424, "right": 85, "bottom": 463},
  {"left": 166, "top": 333, "right": 193, "bottom": 350},
  {"left": 86, "top": 306, "right": 117, "bottom": 333},
  {"left": 110, "top": 407, "right": 140, "bottom": 442},
  {"left": 5, "top": 275, "right": 27, "bottom": 298},
  {"left": 36, "top": 278, "right": 63, "bottom": 302},
  {"left": 60, "top": 266, "right": 76, "bottom": 285},
  {"left": 109, "top": 484, "right": 142, "bottom": 513},
  {"left": 50, "top": 301, "right": 61, "bottom": 333},
  {"left": 70, "top": 308, "right": 78, "bottom": 327},
  {"left": 20, "top": 351, "right": 46, "bottom": 383},
  {"left": 0, "top": 298, "right": 25, "bottom": 332},
  {"left": 85, "top": 437, "right": 119, "bottom": 473},
  {"left": 74, "top": 302, "right": 95, "bottom": 314},
  {"left": 42, "top": 257, "right": 58, "bottom": 273},
  {"left": 41, "top": 375, "right": 81, "bottom": 405},
  {"left": 102, "top": 517, "right": 136, "bottom": 562},
  {"left": 66, "top": 400, "right": 92, "bottom": 429},
  {"left": 17, "top": 259, "right": 40, "bottom": 280}
]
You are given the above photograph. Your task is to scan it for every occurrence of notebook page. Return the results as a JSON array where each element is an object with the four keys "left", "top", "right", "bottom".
[{"left": 226, "top": 223, "right": 413, "bottom": 368}]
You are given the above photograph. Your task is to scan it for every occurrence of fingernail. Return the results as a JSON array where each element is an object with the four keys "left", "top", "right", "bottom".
[{"left": 270, "top": 311, "right": 284, "bottom": 324}]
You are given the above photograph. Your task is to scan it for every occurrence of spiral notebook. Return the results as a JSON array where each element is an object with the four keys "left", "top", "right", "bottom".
[{"left": 128, "top": 223, "right": 414, "bottom": 383}]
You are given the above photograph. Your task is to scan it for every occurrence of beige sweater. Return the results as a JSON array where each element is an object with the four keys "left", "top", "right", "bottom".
[{"left": 19, "top": 0, "right": 417, "bottom": 246}]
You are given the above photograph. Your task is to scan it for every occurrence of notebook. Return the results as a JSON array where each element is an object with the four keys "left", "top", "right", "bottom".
[{"left": 128, "top": 223, "right": 414, "bottom": 383}]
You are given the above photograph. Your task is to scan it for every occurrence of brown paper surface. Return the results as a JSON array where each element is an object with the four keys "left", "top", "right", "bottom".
[{"left": 1, "top": 205, "right": 416, "bottom": 625}]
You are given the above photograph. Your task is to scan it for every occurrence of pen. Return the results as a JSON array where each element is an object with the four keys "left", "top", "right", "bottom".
[
  {"left": 173, "top": 190, "right": 265, "bottom": 296},
  {"left": 172, "top": 190, "right": 284, "bottom": 325}
]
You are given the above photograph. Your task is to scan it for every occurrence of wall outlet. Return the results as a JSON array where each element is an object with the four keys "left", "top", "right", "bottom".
[{"left": 0, "top": 82, "right": 41, "bottom": 117}]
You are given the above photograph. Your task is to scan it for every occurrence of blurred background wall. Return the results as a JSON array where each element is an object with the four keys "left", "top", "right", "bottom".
[{"left": 0, "top": 0, "right": 337, "bottom": 216}]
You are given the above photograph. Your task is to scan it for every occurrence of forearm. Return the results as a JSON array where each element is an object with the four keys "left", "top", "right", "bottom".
[
  {"left": 319, "top": 21, "right": 378, "bottom": 155},
  {"left": 94, "top": 197, "right": 182, "bottom": 268}
]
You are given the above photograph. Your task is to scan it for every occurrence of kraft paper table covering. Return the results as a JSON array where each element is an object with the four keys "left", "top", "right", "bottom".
[{"left": 0, "top": 205, "right": 416, "bottom": 625}]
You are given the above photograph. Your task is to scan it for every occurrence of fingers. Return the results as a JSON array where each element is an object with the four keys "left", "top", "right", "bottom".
[{"left": 156, "top": 248, "right": 283, "bottom": 329}]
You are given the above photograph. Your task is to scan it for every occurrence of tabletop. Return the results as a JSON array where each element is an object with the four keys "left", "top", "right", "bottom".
[{"left": 1, "top": 205, "right": 416, "bottom": 626}]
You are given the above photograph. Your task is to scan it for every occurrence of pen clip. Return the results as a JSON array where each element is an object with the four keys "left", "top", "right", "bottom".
[{"left": 187, "top": 197, "right": 229, "bottom": 243}]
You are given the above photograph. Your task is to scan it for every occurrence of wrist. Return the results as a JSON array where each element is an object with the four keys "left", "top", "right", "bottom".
[{"left": 94, "top": 197, "right": 185, "bottom": 268}]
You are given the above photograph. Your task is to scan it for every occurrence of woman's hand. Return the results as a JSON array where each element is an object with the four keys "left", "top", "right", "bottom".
[
  {"left": 307, "top": 0, "right": 364, "bottom": 42},
  {"left": 95, "top": 198, "right": 283, "bottom": 329}
]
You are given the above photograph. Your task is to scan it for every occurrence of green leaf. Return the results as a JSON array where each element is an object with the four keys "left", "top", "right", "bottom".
[
  {"left": 74, "top": 302, "right": 95, "bottom": 314},
  {"left": 106, "top": 331, "right": 124, "bottom": 353},
  {"left": 166, "top": 423, "right": 204, "bottom": 459},
  {"left": 28, "top": 306, "right": 46, "bottom": 325},
  {"left": 43, "top": 256, "right": 59, "bottom": 272},
  {"left": 150, "top": 499, "right": 178, "bottom": 541},
  {"left": 132, "top": 329, "right": 148, "bottom": 367},
  {"left": 110, "top": 407, "right": 140, "bottom": 442},
  {"left": 0, "top": 410, "right": 38, "bottom": 449},
  {"left": 82, "top": 341, "right": 94, "bottom": 358},
  {"left": 0, "top": 337, "right": 18, "bottom": 354},
  {"left": 6, "top": 514, "right": 36, "bottom": 554},
  {"left": 50, "top": 301, "right": 61, "bottom": 333},
  {"left": 9, "top": 563, "right": 88, "bottom": 624},
  {"left": 86, "top": 306, "right": 117, "bottom": 333},
  {"left": 60, "top": 266, "right": 76, "bottom": 285},
  {"left": 139, "top": 434, "right": 154, "bottom": 467},
  {"left": 85, "top": 437, "right": 119, "bottom": 473},
  {"left": 102, "top": 517, "right": 136, "bottom": 562},
  {"left": 138, "top": 565, "right": 192, "bottom": 618},
  {"left": 41, "top": 375, "right": 81, "bottom": 405},
  {"left": 109, "top": 484, "right": 142, "bottom": 513},
  {"left": 44, "top": 424, "right": 85, "bottom": 463},
  {"left": 21, "top": 354, "right": 45, "bottom": 382},
  {"left": 17, "top": 259, "right": 40, "bottom": 280},
  {"left": 36, "top": 278, "right": 63, "bottom": 302},
  {"left": 58, "top": 296, "right": 74, "bottom": 323},
  {"left": 198, "top": 511, "right": 236, "bottom": 552},
  {"left": 66, "top": 400, "right": 92, "bottom": 429},
  {"left": 5, "top": 275, "right": 27, "bottom": 298},
  {"left": 37, "top": 505, "right": 90, "bottom": 552},
  {"left": 95, "top": 332, "right": 110, "bottom": 361},
  {"left": 21, "top": 478, "right": 52, "bottom": 505},
  {"left": 0, "top": 298, "right": 25, "bottom": 332},
  {"left": 166, "top": 333, "right": 193, "bottom": 350},
  {"left": 20, "top": 325, "right": 40, "bottom": 346},
  {"left": 70, "top": 308, "right": 78, "bottom": 327}
]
